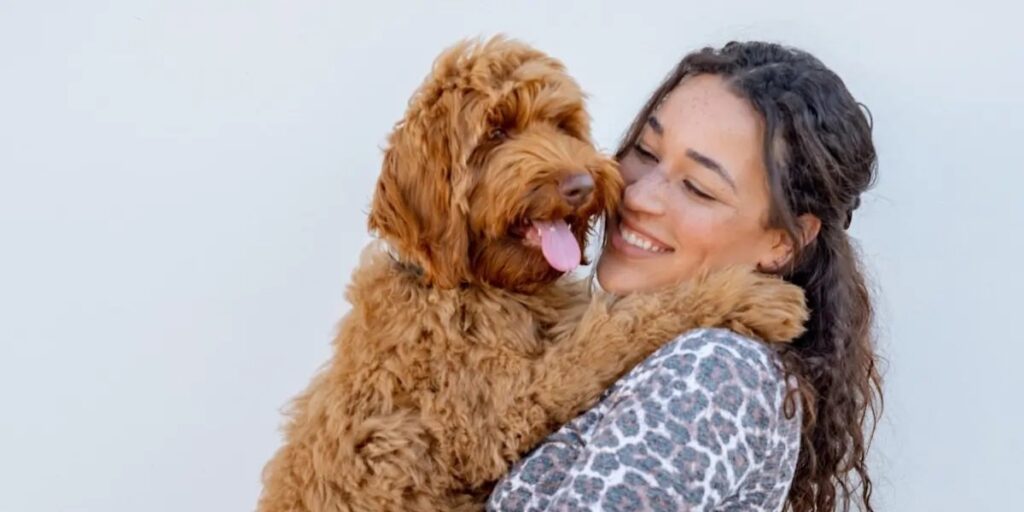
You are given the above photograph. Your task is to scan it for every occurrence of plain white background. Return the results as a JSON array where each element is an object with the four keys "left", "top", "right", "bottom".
[{"left": 1, "top": 1, "right": 1021, "bottom": 510}]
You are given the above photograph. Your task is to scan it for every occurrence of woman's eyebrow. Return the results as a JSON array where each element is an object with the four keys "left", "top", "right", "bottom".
[{"left": 686, "top": 148, "right": 736, "bottom": 191}]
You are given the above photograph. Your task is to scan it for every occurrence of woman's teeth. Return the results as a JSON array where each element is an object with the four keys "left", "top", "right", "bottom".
[{"left": 620, "top": 224, "right": 669, "bottom": 253}]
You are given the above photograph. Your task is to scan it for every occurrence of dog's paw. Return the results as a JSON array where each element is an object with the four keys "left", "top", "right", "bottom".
[{"left": 700, "top": 268, "right": 808, "bottom": 343}]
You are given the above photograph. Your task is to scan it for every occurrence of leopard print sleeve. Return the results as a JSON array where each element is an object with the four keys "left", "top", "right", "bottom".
[{"left": 488, "top": 328, "right": 801, "bottom": 512}]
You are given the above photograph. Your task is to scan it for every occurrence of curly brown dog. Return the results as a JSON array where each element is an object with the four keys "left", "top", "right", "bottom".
[{"left": 258, "top": 37, "right": 808, "bottom": 512}]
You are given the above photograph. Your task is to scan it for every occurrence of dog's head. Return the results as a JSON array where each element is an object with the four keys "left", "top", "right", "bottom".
[{"left": 369, "top": 37, "right": 621, "bottom": 291}]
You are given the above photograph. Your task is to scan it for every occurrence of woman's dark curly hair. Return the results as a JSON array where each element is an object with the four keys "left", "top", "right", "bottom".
[{"left": 616, "top": 41, "right": 883, "bottom": 511}]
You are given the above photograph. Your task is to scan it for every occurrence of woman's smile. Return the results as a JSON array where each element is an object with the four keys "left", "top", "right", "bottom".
[{"left": 609, "top": 216, "right": 674, "bottom": 256}]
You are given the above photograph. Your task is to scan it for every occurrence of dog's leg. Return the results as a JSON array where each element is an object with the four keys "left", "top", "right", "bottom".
[
  {"left": 259, "top": 408, "right": 448, "bottom": 512},
  {"left": 506, "top": 268, "right": 807, "bottom": 452},
  {"left": 259, "top": 354, "right": 463, "bottom": 512}
]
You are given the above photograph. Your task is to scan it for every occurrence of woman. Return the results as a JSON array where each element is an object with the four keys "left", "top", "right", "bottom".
[{"left": 488, "top": 42, "right": 882, "bottom": 511}]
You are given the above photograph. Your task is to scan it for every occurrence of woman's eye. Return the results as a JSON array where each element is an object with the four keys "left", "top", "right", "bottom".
[
  {"left": 633, "top": 143, "right": 659, "bottom": 163},
  {"left": 683, "top": 180, "right": 715, "bottom": 201}
]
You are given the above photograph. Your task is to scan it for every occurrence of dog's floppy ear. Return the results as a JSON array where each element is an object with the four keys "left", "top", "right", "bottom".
[
  {"left": 367, "top": 39, "right": 501, "bottom": 288},
  {"left": 367, "top": 146, "right": 419, "bottom": 261},
  {"left": 368, "top": 132, "right": 471, "bottom": 289}
]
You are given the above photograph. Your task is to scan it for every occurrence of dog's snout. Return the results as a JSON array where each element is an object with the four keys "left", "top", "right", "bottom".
[{"left": 559, "top": 173, "right": 595, "bottom": 207}]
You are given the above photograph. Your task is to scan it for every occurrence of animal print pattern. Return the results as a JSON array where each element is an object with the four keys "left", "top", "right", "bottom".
[{"left": 488, "top": 328, "right": 801, "bottom": 511}]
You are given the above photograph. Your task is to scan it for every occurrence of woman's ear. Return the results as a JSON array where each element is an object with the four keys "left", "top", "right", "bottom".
[
  {"left": 798, "top": 213, "right": 822, "bottom": 248},
  {"left": 758, "top": 213, "right": 821, "bottom": 272}
]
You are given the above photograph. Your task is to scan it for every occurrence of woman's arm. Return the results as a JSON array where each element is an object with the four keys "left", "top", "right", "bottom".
[{"left": 489, "top": 328, "right": 801, "bottom": 511}]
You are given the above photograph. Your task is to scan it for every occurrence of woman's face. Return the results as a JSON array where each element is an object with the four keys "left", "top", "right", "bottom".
[{"left": 597, "top": 74, "right": 794, "bottom": 294}]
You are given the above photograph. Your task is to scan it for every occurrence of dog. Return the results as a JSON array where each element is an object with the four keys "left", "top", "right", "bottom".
[{"left": 257, "top": 37, "right": 808, "bottom": 512}]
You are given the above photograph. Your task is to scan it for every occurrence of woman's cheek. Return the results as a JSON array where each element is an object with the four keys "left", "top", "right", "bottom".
[{"left": 670, "top": 199, "right": 722, "bottom": 249}]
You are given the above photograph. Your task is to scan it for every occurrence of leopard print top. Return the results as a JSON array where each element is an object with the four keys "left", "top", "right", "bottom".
[{"left": 488, "top": 328, "right": 801, "bottom": 512}]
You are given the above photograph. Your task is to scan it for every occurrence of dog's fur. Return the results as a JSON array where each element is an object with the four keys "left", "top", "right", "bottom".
[{"left": 258, "top": 37, "right": 808, "bottom": 512}]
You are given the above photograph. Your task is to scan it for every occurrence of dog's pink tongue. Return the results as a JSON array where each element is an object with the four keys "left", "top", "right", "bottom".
[{"left": 533, "top": 220, "right": 581, "bottom": 273}]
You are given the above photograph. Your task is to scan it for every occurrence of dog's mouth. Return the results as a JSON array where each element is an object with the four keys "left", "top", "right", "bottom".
[{"left": 508, "top": 217, "right": 583, "bottom": 273}]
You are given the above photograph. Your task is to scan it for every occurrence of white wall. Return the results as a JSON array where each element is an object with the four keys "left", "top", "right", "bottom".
[{"left": 2, "top": 1, "right": 1021, "bottom": 510}]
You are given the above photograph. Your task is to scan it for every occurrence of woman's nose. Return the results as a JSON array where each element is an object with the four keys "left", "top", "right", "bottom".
[{"left": 622, "top": 168, "right": 667, "bottom": 215}]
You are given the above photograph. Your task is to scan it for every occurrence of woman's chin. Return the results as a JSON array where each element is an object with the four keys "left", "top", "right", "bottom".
[
  {"left": 598, "top": 244, "right": 693, "bottom": 294},
  {"left": 595, "top": 252, "right": 639, "bottom": 295}
]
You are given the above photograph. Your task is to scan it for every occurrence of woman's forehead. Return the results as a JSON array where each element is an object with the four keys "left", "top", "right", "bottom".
[
  {"left": 658, "top": 75, "right": 760, "bottom": 133},
  {"left": 653, "top": 75, "right": 767, "bottom": 185}
]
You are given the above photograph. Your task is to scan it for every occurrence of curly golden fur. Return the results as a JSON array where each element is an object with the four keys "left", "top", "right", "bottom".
[{"left": 258, "top": 37, "right": 809, "bottom": 512}]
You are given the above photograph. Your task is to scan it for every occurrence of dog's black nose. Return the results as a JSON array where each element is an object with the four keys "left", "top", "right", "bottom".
[{"left": 559, "top": 173, "right": 594, "bottom": 207}]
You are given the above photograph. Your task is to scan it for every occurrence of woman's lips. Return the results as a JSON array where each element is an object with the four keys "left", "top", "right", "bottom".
[{"left": 610, "top": 218, "right": 674, "bottom": 257}]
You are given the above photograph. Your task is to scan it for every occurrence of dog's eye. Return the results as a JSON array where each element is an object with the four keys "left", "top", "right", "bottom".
[
  {"left": 488, "top": 128, "right": 508, "bottom": 141},
  {"left": 558, "top": 120, "right": 580, "bottom": 139}
]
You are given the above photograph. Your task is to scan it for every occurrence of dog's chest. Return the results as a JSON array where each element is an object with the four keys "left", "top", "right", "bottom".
[{"left": 397, "top": 300, "right": 554, "bottom": 393}]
